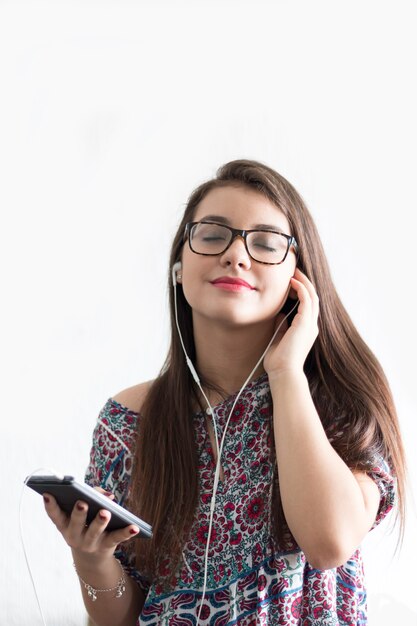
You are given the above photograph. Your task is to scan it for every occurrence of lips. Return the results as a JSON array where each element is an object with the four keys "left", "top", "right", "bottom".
[{"left": 210, "top": 276, "right": 255, "bottom": 290}]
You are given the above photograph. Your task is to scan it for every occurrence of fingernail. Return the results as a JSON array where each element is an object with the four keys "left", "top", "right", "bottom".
[
  {"left": 129, "top": 527, "right": 138, "bottom": 535},
  {"left": 99, "top": 511, "right": 108, "bottom": 520},
  {"left": 43, "top": 495, "right": 50, "bottom": 503},
  {"left": 76, "top": 502, "right": 85, "bottom": 511}
]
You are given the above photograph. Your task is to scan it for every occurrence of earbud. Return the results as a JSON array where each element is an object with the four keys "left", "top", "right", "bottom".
[{"left": 172, "top": 261, "right": 182, "bottom": 287}]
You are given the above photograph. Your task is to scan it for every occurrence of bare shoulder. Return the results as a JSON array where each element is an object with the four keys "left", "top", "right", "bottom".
[{"left": 111, "top": 379, "right": 154, "bottom": 414}]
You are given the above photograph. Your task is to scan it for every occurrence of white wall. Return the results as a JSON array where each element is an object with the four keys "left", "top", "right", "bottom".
[{"left": 1, "top": 1, "right": 416, "bottom": 624}]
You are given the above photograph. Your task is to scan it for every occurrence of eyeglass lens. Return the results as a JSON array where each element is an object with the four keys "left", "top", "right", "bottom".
[{"left": 190, "top": 223, "right": 289, "bottom": 264}]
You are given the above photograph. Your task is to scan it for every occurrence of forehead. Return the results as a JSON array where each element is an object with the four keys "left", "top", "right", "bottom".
[{"left": 193, "top": 185, "right": 291, "bottom": 232}]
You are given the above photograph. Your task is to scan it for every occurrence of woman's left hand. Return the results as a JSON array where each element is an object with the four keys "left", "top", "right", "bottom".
[{"left": 263, "top": 267, "right": 319, "bottom": 378}]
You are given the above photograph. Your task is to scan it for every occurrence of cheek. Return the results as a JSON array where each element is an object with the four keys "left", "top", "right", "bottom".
[
  {"left": 269, "top": 288, "right": 291, "bottom": 314},
  {"left": 180, "top": 265, "right": 203, "bottom": 308},
  {"left": 263, "top": 273, "right": 294, "bottom": 309},
  {"left": 181, "top": 281, "right": 195, "bottom": 308}
]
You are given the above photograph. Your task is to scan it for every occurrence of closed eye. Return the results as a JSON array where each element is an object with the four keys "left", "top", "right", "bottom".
[
  {"left": 252, "top": 242, "right": 277, "bottom": 252},
  {"left": 202, "top": 235, "right": 227, "bottom": 242}
]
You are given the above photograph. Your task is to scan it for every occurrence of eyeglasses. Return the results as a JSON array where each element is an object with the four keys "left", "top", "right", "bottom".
[{"left": 184, "top": 221, "right": 298, "bottom": 265}]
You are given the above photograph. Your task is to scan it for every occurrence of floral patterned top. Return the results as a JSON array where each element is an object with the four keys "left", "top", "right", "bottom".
[{"left": 85, "top": 373, "right": 395, "bottom": 625}]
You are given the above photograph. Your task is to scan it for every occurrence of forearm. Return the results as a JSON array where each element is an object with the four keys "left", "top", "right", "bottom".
[
  {"left": 72, "top": 551, "right": 144, "bottom": 626},
  {"left": 270, "top": 369, "right": 372, "bottom": 569}
]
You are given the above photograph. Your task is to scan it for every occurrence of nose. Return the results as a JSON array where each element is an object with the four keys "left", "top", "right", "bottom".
[{"left": 219, "top": 235, "right": 252, "bottom": 269}]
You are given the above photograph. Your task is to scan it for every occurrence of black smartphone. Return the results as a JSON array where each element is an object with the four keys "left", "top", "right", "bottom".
[{"left": 26, "top": 474, "right": 152, "bottom": 538}]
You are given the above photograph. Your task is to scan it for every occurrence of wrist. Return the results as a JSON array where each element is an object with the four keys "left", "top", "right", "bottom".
[
  {"left": 71, "top": 548, "right": 116, "bottom": 575},
  {"left": 73, "top": 557, "right": 126, "bottom": 602},
  {"left": 267, "top": 367, "right": 307, "bottom": 385}
]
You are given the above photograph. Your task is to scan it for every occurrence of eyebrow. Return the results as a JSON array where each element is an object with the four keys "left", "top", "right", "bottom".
[{"left": 200, "top": 214, "right": 288, "bottom": 233}]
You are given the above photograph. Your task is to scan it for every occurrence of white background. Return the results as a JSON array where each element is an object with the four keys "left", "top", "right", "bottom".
[{"left": 1, "top": 1, "right": 416, "bottom": 624}]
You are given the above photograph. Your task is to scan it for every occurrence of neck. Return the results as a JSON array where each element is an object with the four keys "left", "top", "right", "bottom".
[{"left": 192, "top": 314, "right": 275, "bottom": 401}]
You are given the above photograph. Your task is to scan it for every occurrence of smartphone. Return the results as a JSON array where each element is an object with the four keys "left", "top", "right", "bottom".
[{"left": 26, "top": 474, "right": 152, "bottom": 538}]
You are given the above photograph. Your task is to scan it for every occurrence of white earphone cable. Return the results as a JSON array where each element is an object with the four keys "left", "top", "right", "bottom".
[
  {"left": 196, "top": 299, "right": 299, "bottom": 623},
  {"left": 20, "top": 467, "right": 66, "bottom": 626},
  {"left": 173, "top": 264, "right": 299, "bottom": 623},
  {"left": 173, "top": 264, "right": 220, "bottom": 455}
]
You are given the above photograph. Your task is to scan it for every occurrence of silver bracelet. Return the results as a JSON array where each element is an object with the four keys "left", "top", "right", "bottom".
[{"left": 73, "top": 559, "right": 126, "bottom": 602}]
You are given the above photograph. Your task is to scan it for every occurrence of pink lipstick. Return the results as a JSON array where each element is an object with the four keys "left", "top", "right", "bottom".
[{"left": 210, "top": 276, "right": 255, "bottom": 291}]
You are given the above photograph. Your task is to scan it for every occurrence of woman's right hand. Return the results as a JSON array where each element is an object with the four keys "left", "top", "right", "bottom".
[{"left": 43, "top": 487, "right": 140, "bottom": 565}]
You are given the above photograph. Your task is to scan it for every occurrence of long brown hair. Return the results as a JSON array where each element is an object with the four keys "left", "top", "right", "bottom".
[{"left": 128, "top": 159, "right": 406, "bottom": 582}]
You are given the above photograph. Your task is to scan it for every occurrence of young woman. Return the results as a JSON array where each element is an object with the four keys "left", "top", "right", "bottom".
[{"left": 44, "top": 159, "right": 405, "bottom": 625}]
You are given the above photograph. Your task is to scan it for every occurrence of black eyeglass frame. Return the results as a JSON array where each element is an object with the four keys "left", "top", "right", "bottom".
[{"left": 183, "top": 221, "right": 299, "bottom": 265}]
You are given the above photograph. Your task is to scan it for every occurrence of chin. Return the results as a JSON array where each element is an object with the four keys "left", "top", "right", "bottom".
[{"left": 209, "top": 310, "right": 275, "bottom": 329}]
